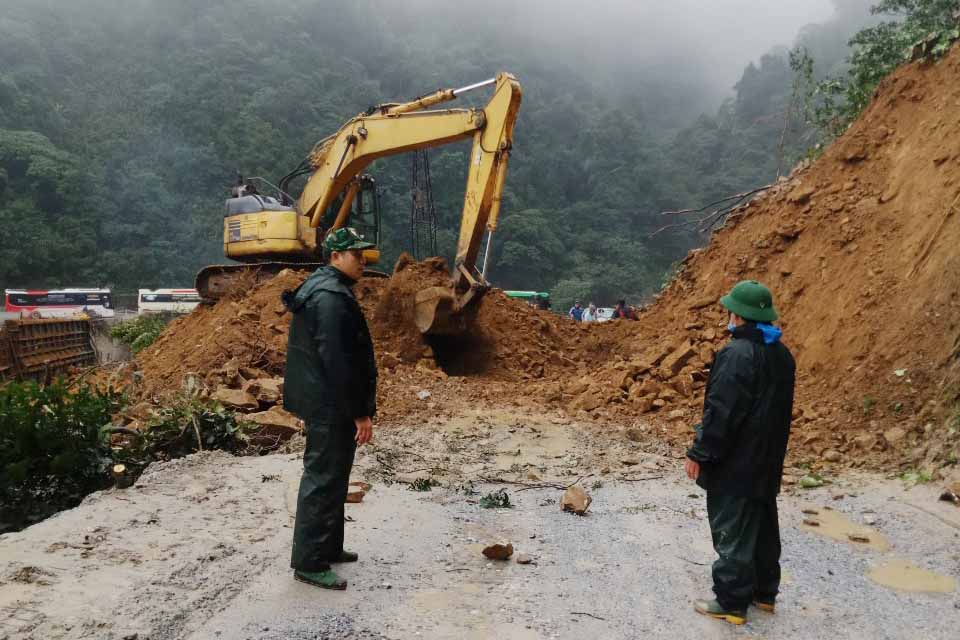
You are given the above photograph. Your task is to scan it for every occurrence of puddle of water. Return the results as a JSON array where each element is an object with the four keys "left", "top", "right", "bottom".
[
  {"left": 867, "top": 559, "right": 957, "bottom": 593},
  {"left": 799, "top": 504, "right": 889, "bottom": 551}
]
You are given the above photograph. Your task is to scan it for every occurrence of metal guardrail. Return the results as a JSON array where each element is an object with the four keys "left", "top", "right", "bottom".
[{"left": 0, "top": 318, "right": 97, "bottom": 382}]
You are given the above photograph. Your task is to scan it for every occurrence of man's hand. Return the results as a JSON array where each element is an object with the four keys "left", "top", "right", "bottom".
[
  {"left": 684, "top": 458, "right": 700, "bottom": 481},
  {"left": 354, "top": 416, "right": 373, "bottom": 445}
]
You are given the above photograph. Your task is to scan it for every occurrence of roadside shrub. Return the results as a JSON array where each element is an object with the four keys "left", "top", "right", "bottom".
[
  {"left": 0, "top": 380, "right": 123, "bottom": 531},
  {"left": 109, "top": 395, "right": 250, "bottom": 474},
  {"left": 110, "top": 314, "right": 170, "bottom": 353}
]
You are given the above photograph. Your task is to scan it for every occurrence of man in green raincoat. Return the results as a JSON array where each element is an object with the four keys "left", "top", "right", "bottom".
[
  {"left": 685, "top": 280, "right": 796, "bottom": 624},
  {"left": 283, "top": 227, "right": 377, "bottom": 590}
]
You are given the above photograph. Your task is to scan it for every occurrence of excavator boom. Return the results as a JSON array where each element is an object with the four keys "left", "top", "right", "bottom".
[{"left": 299, "top": 72, "right": 522, "bottom": 300}]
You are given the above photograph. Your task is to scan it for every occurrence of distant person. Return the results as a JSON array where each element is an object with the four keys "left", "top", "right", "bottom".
[
  {"left": 568, "top": 300, "right": 583, "bottom": 322},
  {"left": 283, "top": 228, "right": 378, "bottom": 591},
  {"left": 582, "top": 302, "right": 597, "bottom": 323},
  {"left": 613, "top": 299, "right": 632, "bottom": 319},
  {"left": 685, "top": 280, "right": 796, "bottom": 625}
]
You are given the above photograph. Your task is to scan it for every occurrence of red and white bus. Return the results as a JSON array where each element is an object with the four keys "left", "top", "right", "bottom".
[
  {"left": 137, "top": 289, "right": 201, "bottom": 314},
  {"left": 3, "top": 288, "right": 115, "bottom": 319}
]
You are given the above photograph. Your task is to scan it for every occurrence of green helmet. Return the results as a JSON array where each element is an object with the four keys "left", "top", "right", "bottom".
[
  {"left": 324, "top": 227, "right": 376, "bottom": 252},
  {"left": 720, "top": 280, "right": 778, "bottom": 322}
]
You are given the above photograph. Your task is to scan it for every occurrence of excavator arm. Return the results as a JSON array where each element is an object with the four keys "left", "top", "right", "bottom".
[{"left": 298, "top": 72, "right": 522, "bottom": 304}]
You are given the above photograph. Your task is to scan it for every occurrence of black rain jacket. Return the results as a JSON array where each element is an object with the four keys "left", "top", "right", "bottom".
[
  {"left": 687, "top": 323, "right": 795, "bottom": 499},
  {"left": 282, "top": 266, "right": 377, "bottom": 422}
]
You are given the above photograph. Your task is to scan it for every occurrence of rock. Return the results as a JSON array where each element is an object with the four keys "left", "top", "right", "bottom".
[
  {"left": 482, "top": 542, "right": 514, "bottom": 561},
  {"left": 883, "top": 426, "right": 907, "bottom": 446},
  {"left": 380, "top": 353, "right": 401, "bottom": 369},
  {"left": 213, "top": 387, "right": 259, "bottom": 411},
  {"left": 788, "top": 185, "right": 816, "bottom": 204},
  {"left": 624, "top": 428, "right": 644, "bottom": 442},
  {"left": 416, "top": 390, "right": 432, "bottom": 400},
  {"left": 243, "top": 407, "right": 302, "bottom": 446},
  {"left": 515, "top": 553, "right": 533, "bottom": 565},
  {"left": 350, "top": 481, "right": 372, "bottom": 491},
  {"left": 667, "top": 409, "right": 687, "bottom": 421},
  {"left": 566, "top": 379, "right": 590, "bottom": 396},
  {"left": 854, "top": 434, "right": 877, "bottom": 451},
  {"left": 660, "top": 342, "right": 696, "bottom": 377},
  {"left": 823, "top": 449, "right": 843, "bottom": 463},
  {"left": 122, "top": 401, "right": 157, "bottom": 423},
  {"left": 651, "top": 398, "right": 667, "bottom": 410},
  {"left": 242, "top": 378, "right": 283, "bottom": 404},
  {"left": 345, "top": 490, "right": 365, "bottom": 504},
  {"left": 621, "top": 458, "right": 640, "bottom": 466},
  {"left": 619, "top": 373, "right": 635, "bottom": 391},
  {"left": 561, "top": 485, "right": 592, "bottom": 515},
  {"left": 238, "top": 308, "right": 260, "bottom": 321},
  {"left": 843, "top": 144, "right": 868, "bottom": 163},
  {"left": 573, "top": 391, "right": 602, "bottom": 412},
  {"left": 239, "top": 366, "right": 269, "bottom": 381},
  {"left": 636, "top": 378, "right": 661, "bottom": 396},
  {"left": 633, "top": 396, "right": 655, "bottom": 413},
  {"left": 688, "top": 295, "right": 717, "bottom": 310},
  {"left": 672, "top": 376, "right": 693, "bottom": 398}
]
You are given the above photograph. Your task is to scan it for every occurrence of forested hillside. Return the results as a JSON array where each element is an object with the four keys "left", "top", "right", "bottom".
[{"left": 0, "top": 0, "right": 874, "bottom": 309}]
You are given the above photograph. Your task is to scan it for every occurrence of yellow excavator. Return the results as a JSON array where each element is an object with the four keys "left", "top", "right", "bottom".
[{"left": 196, "top": 72, "right": 522, "bottom": 334}]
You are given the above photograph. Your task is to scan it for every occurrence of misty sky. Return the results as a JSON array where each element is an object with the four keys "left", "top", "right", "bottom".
[
  {"left": 394, "top": 0, "right": 837, "bottom": 107},
  {"left": 515, "top": 0, "right": 834, "bottom": 96}
]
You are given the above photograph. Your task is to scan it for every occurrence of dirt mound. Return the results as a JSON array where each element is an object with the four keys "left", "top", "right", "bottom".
[
  {"left": 129, "top": 256, "right": 584, "bottom": 424},
  {"left": 575, "top": 45, "right": 960, "bottom": 473}
]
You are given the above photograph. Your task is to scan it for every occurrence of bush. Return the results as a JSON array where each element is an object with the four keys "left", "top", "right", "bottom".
[
  {"left": 0, "top": 380, "right": 123, "bottom": 530},
  {"left": 110, "top": 314, "right": 170, "bottom": 353},
  {"left": 796, "top": 1, "right": 960, "bottom": 141},
  {"left": 110, "top": 395, "right": 250, "bottom": 473}
]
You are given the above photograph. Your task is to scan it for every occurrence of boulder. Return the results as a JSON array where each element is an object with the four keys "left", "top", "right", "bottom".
[
  {"left": 788, "top": 185, "right": 816, "bottom": 204},
  {"left": 883, "top": 426, "right": 907, "bottom": 446},
  {"left": 561, "top": 485, "right": 592, "bottom": 515},
  {"left": 243, "top": 406, "right": 302, "bottom": 447},
  {"left": 661, "top": 342, "right": 696, "bottom": 377},
  {"left": 242, "top": 378, "right": 283, "bottom": 405},
  {"left": 213, "top": 387, "right": 259, "bottom": 411},
  {"left": 482, "top": 542, "right": 514, "bottom": 561}
]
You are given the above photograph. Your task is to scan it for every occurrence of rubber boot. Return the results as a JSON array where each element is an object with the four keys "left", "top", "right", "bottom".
[
  {"left": 753, "top": 598, "right": 775, "bottom": 613},
  {"left": 294, "top": 568, "right": 347, "bottom": 590},
  {"left": 694, "top": 599, "right": 746, "bottom": 625},
  {"left": 334, "top": 550, "right": 359, "bottom": 563}
]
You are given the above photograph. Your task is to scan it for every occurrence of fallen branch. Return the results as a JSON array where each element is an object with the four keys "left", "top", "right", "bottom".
[
  {"left": 619, "top": 475, "right": 664, "bottom": 482},
  {"left": 650, "top": 184, "right": 775, "bottom": 238},
  {"left": 571, "top": 612, "right": 606, "bottom": 621},
  {"left": 477, "top": 475, "right": 566, "bottom": 491},
  {"left": 678, "top": 556, "right": 710, "bottom": 566}
]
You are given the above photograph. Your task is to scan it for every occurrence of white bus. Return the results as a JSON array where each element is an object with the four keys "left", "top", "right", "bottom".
[
  {"left": 137, "top": 289, "right": 201, "bottom": 314},
  {"left": 3, "top": 288, "right": 115, "bottom": 319}
]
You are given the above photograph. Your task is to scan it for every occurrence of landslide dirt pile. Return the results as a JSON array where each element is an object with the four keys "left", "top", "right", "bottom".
[
  {"left": 129, "top": 256, "right": 583, "bottom": 424},
  {"left": 576, "top": 45, "right": 960, "bottom": 472}
]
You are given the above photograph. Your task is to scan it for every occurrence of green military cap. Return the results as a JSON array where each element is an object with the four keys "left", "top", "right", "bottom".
[
  {"left": 720, "top": 280, "right": 778, "bottom": 322},
  {"left": 324, "top": 227, "right": 376, "bottom": 252}
]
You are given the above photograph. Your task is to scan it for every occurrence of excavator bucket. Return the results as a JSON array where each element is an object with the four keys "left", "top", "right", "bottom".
[{"left": 414, "top": 286, "right": 467, "bottom": 335}]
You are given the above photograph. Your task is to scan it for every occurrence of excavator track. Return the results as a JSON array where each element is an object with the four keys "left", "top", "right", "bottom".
[{"left": 196, "top": 262, "right": 388, "bottom": 304}]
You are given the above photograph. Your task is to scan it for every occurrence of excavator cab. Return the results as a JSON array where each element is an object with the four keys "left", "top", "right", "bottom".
[{"left": 197, "top": 174, "right": 383, "bottom": 301}]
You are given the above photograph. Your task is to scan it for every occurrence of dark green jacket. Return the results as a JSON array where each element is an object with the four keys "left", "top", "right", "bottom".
[
  {"left": 687, "top": 323, "right": 795, "bottom": 499},
  {"left": 282, "top": 266, "right": 377, "bottom": 422}
]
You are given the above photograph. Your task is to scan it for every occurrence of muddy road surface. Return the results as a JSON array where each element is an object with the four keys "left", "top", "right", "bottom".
[{"left": 1, "top": 409, "right": 958, "bottom": 639}]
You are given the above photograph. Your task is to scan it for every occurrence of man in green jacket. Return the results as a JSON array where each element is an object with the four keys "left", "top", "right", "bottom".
[
  {"left": 685, "top": 280, "right": 796, "bottom": 624},
  {"left": 283, "top": 227, "right": 378, "bottom": 590}
]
